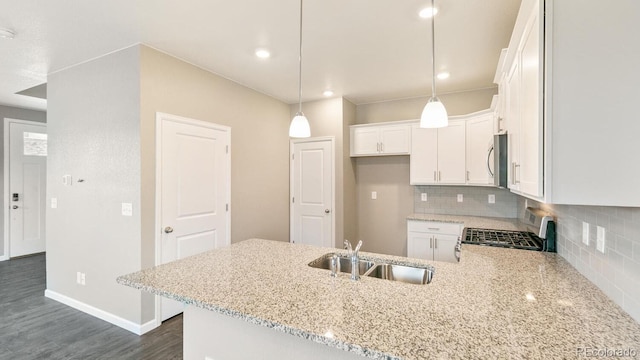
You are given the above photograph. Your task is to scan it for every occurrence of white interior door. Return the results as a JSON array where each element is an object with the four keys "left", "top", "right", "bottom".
[
  {"left": 7, "top": 120, "right": 47, "bottom": 258},
  {"left": 157, "top": 113, "right": 230, "bottom": 321},
  {"left": 290, "top": 138, "right": 333, "bottom": 248}
]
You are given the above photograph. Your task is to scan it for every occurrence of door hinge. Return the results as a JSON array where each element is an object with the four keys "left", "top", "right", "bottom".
[
  {"left": 226, "top": 145, "right": 229, "bottom": 154},
  {"left": 226, "top": 204, "right": 229, "bottom": 211},
  {"left": 292, "top": 197, "right": 295, "bottom": 203}
]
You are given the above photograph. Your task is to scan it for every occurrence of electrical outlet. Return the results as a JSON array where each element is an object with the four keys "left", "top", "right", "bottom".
[
  {"left": 122, "top": 203, "right": 133, "bottom": 216},
  {"left": 457, "top": 194, "right": 463, "bottom": 203},
  {"left": 582, "top": 222, "right": 589, "bottom": 245},
  {"left": 488, "top": 194, "right": 495, "bottom": 204},
  {"left": 421, "top": 193, "right": 427, "bottom": 202},
  {"left": 371, "top": 191, "right": 377, "bottom": 200},
  {"left": 51, "top": 197, "right": 58, "bottom": 209},
  {"left": 596, "top": 226, "right": 606, "bottom": 253}
]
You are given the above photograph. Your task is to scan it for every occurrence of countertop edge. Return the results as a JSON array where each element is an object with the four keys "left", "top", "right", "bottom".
[{"left": 116, "top": 276, "right": 401, "bottom": 360}]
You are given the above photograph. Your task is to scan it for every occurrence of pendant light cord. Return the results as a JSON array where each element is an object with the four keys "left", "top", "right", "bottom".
[
  {"left": 430, "top": 0, "right": 436, "bottom": 98},
  {"left": 298, "top": 0, "right": 304, "bottom": 114}
]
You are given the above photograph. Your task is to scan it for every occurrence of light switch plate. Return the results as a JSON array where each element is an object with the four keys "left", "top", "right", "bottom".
[
  {"left": 596, "top": 226, "right": 606, "bottom": 253},
  {"left": 582, "top": 222, "right": 589, "bottom": 245},
  {"left": 62, "top": 175, "right": 72, "bottom": 186},
  {"left": 51, "top": 197, "right": 58, "bottom": 209},
  {"left": 457, "top": 194, "right": 463, "bottom": 203},
  {"left": 122, "top": 203, "right": 133, "bottom": 216},
  {"left": 488, "top": 194, "right": 495, "bottom": 204},
  {"left": 371, "top": 191, "right": 377, "bottom": 200},
  {"left": 421, "top": 193, "right": 427, "bottom": 202}
]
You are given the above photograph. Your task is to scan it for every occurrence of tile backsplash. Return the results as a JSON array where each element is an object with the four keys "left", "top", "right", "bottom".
[
  {"left": 413, "top": 186, "right": 518, "bottom": 218},
  {"left": 522, "top": 198, "right": 640, "bottom": 323}
]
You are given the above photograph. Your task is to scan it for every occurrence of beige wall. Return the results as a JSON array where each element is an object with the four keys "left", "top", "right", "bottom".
[
  {"left": 289, "top": 97, "right": 350, "bottom": 248},
  {"left": 353, "top": 88, "right": 496, "bottom": 256},
  {"left": 342, "top": 99, "right": 357, "bottom": 245},
  {"left": 355, "top": 87, "right": 497, "bottom": 124},
  {"left": 356, "top": 156, "right": 413, "bottom": 256},
  {"left": 141, "top": 46, "right": 291, "bottom": 253}
]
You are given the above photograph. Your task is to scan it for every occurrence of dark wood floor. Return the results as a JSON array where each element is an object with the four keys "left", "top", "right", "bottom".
[{"left": 0, "top": 254, "right": 183, "bottom": 360}]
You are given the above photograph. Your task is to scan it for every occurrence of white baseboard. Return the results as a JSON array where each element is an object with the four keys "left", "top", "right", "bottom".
[
  {"left": 44, "top": 289, "right": 159, "bottom": 335},
  {"left": 0, "top": 255, "right": 8, "bottom": 261}
]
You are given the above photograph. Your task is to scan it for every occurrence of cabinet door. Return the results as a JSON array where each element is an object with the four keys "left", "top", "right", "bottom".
[
  {"left": 379, "top": 125, "right": 410, "bottom": 155},
  {"left": 407, "top": 231, "right": 432, "bottom": 260},
  {"left": 351, "top": 127, "right": 380, "bottom": 156},
  {"left": 466, "top": 114, "right": 494, "bottom": 185},
  {"left": 505, "top": 59, "right": 520, "bottom": 191},
  {"left": 437, "top": 122, "right": 466, "bottom": 184},
  {"left": 410, "top": 126, "right": 438, "bottom": 185},
  {"left": 433, "top": 234, "right": 459, "bottom": 263},
  {"left": 519, "top": 1, "right": 543, "bottom": 198}
]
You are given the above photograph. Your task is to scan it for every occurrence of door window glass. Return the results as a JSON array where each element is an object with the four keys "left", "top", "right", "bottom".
[{"left": 23, "top": 132, "right": 47, "bottom": 156}]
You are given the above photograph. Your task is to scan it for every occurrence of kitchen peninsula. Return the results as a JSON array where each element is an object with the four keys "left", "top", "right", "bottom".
[{"left": 117, "top": 239, "right": 640, "bottom": 359}]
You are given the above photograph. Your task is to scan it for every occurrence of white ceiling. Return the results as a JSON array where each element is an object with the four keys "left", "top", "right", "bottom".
[{"left": 0, "top": 0, "right": 521, "bottom": 112}]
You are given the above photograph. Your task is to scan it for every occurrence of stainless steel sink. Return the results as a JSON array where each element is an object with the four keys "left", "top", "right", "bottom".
[
  {"left": 308, "top": 253, "right": 434, "bottom": 284},
  {"left": 308, "top": 253, "right": 376, "bottom": 275},
  {"left": 364, "top": 263, "right": 434, "bottom": 285}
]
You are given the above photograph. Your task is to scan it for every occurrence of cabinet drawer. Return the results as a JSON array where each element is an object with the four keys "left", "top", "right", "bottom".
[{"left": 407, "top": 220, "right": 462, "bottom": 235}]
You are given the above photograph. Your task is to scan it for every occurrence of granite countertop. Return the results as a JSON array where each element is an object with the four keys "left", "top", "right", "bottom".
[
  {"left": 406, "top": 213, "right": 525, "bottom": 231},
  {"left": 117, "top": 239, "right": 640, "bottom": 359}
]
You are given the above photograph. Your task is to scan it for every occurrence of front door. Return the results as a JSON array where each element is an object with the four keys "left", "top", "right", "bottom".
[
  {"left": 7, "top": 120, "right": 47, "bottom": 258},
  {"left": 157, "top": 113, "right": 230, "bottom": 321},
  {"left": 290, "top": 138, "right": 333, "bottom": 248}
]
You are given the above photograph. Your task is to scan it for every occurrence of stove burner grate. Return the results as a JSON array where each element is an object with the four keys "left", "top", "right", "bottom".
[{"left": 462, "top": 228, "right": 543, "bottom": 251}]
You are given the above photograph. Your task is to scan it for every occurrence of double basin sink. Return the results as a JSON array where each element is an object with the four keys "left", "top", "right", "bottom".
[{"left": 308, "top": 253, "right": 434, "bottom": 285}]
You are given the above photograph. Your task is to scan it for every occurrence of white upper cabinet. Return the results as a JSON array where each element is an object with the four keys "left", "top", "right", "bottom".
[
  {"left": 499, "top": 0, "right": 542, "bottom": 198},
  {"left": 496, "top": 0, "right": 640, "bottom": 206},
  {"left": 410, "top": 121, "right": 466, "bottom": 185},
  {"left": 466, "top": 112, "right": 494, "bottom": 186},
  {"left": 350, "top": 122, "right": 411, "bottom": 157}
]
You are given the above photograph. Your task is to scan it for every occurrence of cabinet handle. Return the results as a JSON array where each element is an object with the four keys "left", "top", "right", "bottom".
[
  {"left": 466, "top": 171, "right": 470, "bottom": 181},
  {"left": 438, "top": 171, "right": 441, "bottom": 182},
  {"left": 427, "top": 227, "right": 440, "bottom": 231},
  {"left": 511, "top": 162, "right": 516, "bottom": 185},
  {"left": 514, "top": 164, "right": 521, "bottom": 184},
  {"left": 430, "top": 238, "right": 433, "bottom": 249}
]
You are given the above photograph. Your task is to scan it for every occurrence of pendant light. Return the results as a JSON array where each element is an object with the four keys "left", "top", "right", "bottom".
[
  {"left": 420, "top": 0, "right": 448, "bottom": 128},
  {"left": 289, "top": 0, "right": 311, "bottom": 138}
]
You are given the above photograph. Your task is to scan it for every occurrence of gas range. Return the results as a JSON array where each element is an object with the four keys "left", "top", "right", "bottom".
[{"left": 462, "top": 208, "right": 556, "bottom": 252}]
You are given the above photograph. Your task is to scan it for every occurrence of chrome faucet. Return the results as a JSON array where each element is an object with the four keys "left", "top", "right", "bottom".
[{"left": 344, "top": 239, "right": 363, "bottom": 281}]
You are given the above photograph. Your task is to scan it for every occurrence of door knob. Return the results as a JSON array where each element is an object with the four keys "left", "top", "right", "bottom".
[
  {"left": 324, "top": 209, "right": 330, "bottom": 214},
  {"left": 164, "top": 226, "right": 174, "bottom": 234},
  {"left": 12, "top": 205, "right": 18, "bottom": 209}
]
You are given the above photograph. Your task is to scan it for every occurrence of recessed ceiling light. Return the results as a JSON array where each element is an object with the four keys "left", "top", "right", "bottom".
[
  {"left": 323, "top": 90, "right": 334, "bottom": 97},
  {"left": 437, "top": 72, "right": 450, "bottom": 80},
  {"left": 419, "top": 7, "right": 438, "bottom": 18},
  {"left": 255, "top": 49, "right": 271, "bottom": 59},
  {"left": 0, "top": 28, "right": 16, "bottom": 39}
]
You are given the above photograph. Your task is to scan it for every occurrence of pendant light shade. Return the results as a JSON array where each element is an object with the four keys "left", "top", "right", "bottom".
[
  {"left": 420, "top": 97, "right": 448, "bottom": 128},
  {"left": 420, "top": 0, "right": 448, "bottom": 129},
  {"left": 289, "top": 0, "right": 311, "bottom": 138},
  {"left": 289, "top": 112, "right": 311, "bottom": 137}
]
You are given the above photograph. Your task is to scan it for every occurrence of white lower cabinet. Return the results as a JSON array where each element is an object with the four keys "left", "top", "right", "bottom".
[{"left": 407, "top": 220, "right": 461, "bottom": 263}]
